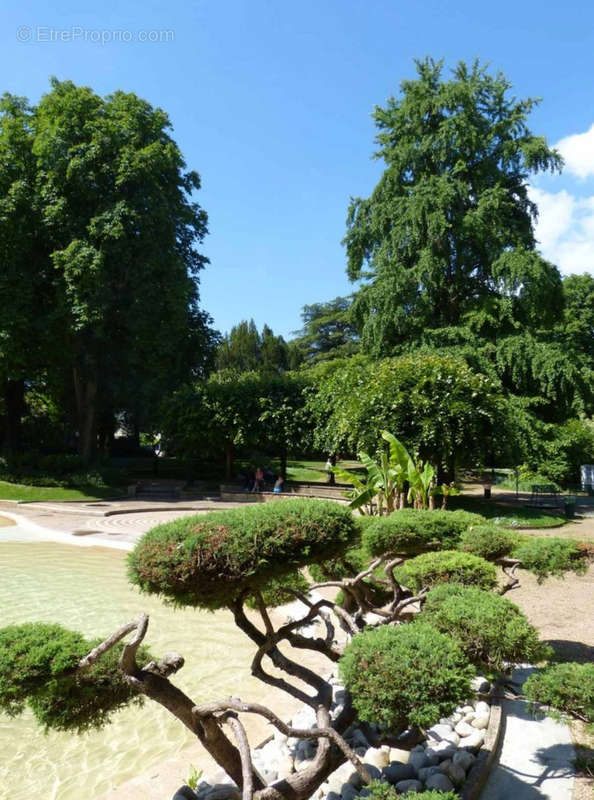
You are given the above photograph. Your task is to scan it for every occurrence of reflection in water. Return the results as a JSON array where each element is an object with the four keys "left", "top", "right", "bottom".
[{"left": 0, "top": 541, "right": 266, "bottom": 800}]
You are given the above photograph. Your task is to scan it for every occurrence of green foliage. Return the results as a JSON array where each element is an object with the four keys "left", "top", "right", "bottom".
[
  {"left": 458, "top": 525, "right": 519, "bottom": 560},
  {"left": 363, "top": 780, "right": 459, "bottom": 800},
  {"left": 216, "top": 320, "right": 290, "bottom": 375},
  {"left": 511, "top": 537, "right": 588, "bottom": 581},
  {"left": 290, "top": 296, "right": 359, "bottom": 364},
  {"left": 161, "top": 372, "right": 311, "bottom": 476},
  {"left": 524, "top": 663, "right": 594, "bottom": 722},
  {"left": 339, "top": 622, "right": 474, "bottom": 731},
  {"left": 308, "top": 545, "right": 367, "bottom": 583},
  {"left": 0, "top": 623, "right": 147, "bottom": 732},
  {"left": 306, "top": 353, "right": 504, "bottom": 472},
  {"left": 395, "top": 550, "right": 497, "bottom": 592},
  {"left": 363, "top": 509, "right": 486, "bottom": 557},
  {"left": 128, "top": 499, "right": 356, "bottom": 610},
  {"left": 422, "top": 585, "right": 549, "bottom": 671},
  {"left": 344, "top": 58, "right": 562, "bottom": 357},
  {"left": 244, "top": 570, "right": 310, "bottom": 609}
]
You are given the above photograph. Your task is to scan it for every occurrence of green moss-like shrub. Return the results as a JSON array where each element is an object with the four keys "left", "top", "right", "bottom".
[
  {"left": 245, "top": 570, "right": 310, "bottom": 609},
  {"left": 524, "top": 663, "right": 594, "bottom": 722},
  {"left": 308, "top": 545, "right": 368, "bottom": 583},
  {"left": 394, "top": 550, "right": 497, "bottom": 593},
  {"left": 363, "top": 509, "right": 486, "bottom": 557},
  {"left": 422, "top": 584, "right": 550, "bottom": 671},
  {"left": 0, "top": 623, "right": 148, "bottom": 732},
  {"left": 128, "top": 499, "right": 357, "bottom": 609},
  {"left": 364, "top": 783, "right": 459, "bottom": 800},
  {"left": 458, "top": 525, "right": 519, "bottom": 560},
  {"left": 511, "top": 537, "right": 588, "bottom": 582},
  {"left": 339, "top": 621, "right": 474, "bottom": 731}
]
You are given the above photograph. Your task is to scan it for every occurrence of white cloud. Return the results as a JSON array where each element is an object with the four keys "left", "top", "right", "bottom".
[
  {"left": 556, "top": 123, "right": 594, "bottom": 179},
  {"left": 529, "top": 186, "right": 594, "bottom": 275}
]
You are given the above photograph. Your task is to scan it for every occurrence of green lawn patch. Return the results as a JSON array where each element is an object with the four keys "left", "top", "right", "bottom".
[
  {"left": 450, "top": 495, "right": 566, "bottom": 529},
  {"left": 0, "top": 481, "right": 124, "bottom": 503}
]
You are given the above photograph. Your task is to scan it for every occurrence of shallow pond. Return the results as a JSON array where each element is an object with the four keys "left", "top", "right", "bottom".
[{"left": 0, "top": 538, "right": 273, "bottom": 800}]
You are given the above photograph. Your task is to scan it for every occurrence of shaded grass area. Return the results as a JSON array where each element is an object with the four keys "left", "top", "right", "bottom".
[
  {"left": 0, "top": 481, "right": 125, "bottom": 503},
  {"left": 450, "top": 495, "right": 567, "bottom": 529}
]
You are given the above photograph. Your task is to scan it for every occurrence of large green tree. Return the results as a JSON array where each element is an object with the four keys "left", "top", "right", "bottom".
[
  {"left": 28, "top": 79, "right": 211, "bottom": 460},
  {"left": 0, "top": 94, "right": 51, "bottom": 454},
  {"left": 344, "top": 59, "right": 563, "bottom": 356},
  {"left": 216, "top": 320, "right": 289, "bottom": 375},
  {"left": 289, "top": 296, "right": 359, "bottom": 365}
]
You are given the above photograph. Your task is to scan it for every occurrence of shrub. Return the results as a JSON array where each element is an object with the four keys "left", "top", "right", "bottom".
[
  {"left": 458, "top": 525, "right": 519, "bottom": 560},
  {"left": 0, "top": 623, "right": 148, "bottom": 732},
  {"left": 308, "top": 546, "right": 368, "bottom": 583},
  {"left": 524, "top": 663, "right": 594, "bottom": 722},
  {"left": 363, "top": 509, "right": 486, "bottom": 557},
  {"left": 244, "top": 570, "right": 310, "bottom": 609},
  {"left": 128, "top": 499, "right": 357, "bottom": 609},
  {"left": 422, "top": 585, "right": 550, "bottom": 671},
  {"left": 339, "top": 621, "right": 474, "bottom": 731},
  {"left": 394, "top": 550, "right": 497, "bottom": 593},
  {"left": 365, "top": 785, "right": 459, "bottom": 800},
  {"left": 511, "top": 537, "right": 588, "bottom": 582}
]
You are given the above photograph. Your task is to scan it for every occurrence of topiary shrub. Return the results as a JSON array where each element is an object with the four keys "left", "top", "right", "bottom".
[
  {"left": 128, "top": 499, "right": 357, "bottom": 609},
  {"left": 523, "top": 662, "right": 594, "bottom": 722},
  {"left": 511, "top": 537, "right": 588, "bottom": 582},
  {"left": 0, "top": 623, "right": 148, "bottom": 732},
  {"left": 394, "top": 550, "right": 497, "bottom": 593},
  {"left": 339, "top": 621, "right": 474, "bottom": 731},
  {"left": 308, "top": 545, "right": 368, "bottom": 583},
  {"left": 363, "top": 509, "right": 486, "bottom": 557},
  {"left": 422, "top": 584, "right": 550, "bottom": 671},
  {"left": 458, "top": 524, "right": 519, "bottom": 560}
]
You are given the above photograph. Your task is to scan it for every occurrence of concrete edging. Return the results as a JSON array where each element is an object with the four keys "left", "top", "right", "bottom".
[{"left": 461, "top": 688, "right": 505, "bottom": 800}]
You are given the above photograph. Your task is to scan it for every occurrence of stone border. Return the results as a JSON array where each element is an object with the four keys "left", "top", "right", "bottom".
[{"left": 460, "top": 687, "right": 504, "bottom": 800}]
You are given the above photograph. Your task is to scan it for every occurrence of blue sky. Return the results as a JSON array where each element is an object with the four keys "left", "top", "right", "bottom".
[{"left": 2, "top": 0, "right": 594, "bottom": 338}]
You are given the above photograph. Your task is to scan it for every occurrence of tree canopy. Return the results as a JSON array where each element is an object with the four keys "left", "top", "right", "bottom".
[
  {"left": 0, "top": 79, "right": 215, "bottom": 460},
  {"left": 344, "top": 58, "right": 563, "bottom": 357}
]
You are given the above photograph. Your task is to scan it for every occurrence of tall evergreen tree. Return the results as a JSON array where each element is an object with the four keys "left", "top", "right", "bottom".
[{"left": 344, "top": 59, "right": 563, "bottom": 356}]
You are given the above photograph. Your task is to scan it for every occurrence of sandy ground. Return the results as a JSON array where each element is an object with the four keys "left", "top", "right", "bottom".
[{"left": 505, "top": 548, "right": 594, "bottom": 799}]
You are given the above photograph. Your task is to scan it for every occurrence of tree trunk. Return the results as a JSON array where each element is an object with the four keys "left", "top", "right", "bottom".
[
  {"left": 280, "top": 446, "right": 287, "bottom": 480},
  {"left": 3, "top": 378, "right": 25, "bottom": 456},
  {"left": 225, "top": 442, "right": 233, "bottom": 480},
  {"left": 73, "top": 366, "right": 98, "bottom": 463}
]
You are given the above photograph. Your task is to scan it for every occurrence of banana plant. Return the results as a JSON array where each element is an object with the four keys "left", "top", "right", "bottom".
[
  {"left": 331, "top": 431, "right": 412, "bottom": 515},
  {"left": 432, "top": 482, "right": 460, "bottom": 510},
  {"left": 406, "top": 459, "right": 436, "bottom": 510}
]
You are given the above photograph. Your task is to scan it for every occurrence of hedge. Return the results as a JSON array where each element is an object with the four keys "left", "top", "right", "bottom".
[
  {"left": 339, "top": 621, "right": 473, "bottom": 731},
  {"left": 394, "top": 550, "right": 497, "bottom": 593},
  {"left": 0, "top": 623, "right": 148, "bottom": 732},
  {"left": 128, "top": 499, "right": 357, "bottom": 609},
  {"left": 523, "top": 662, "right": 594, "bottom": 722},
  {"left": 363, "top": 509, "right": 486, "bottom": 557},
  {"left": 422, "top": 584, "right": 549, "bottom": 671}
]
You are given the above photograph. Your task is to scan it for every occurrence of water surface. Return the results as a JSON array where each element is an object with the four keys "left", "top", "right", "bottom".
[{"left": 0, "top": 540, "right": 270, "bottom": 800}]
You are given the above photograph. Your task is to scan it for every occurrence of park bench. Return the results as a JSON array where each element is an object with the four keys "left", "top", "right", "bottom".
[{"left": 528, "top": 484, "right": 561, "bottom": 507}]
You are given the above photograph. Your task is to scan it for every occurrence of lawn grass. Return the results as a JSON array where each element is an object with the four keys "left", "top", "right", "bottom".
[
  {"left": 450, "top": 495, "right": 567, "bottom": 528},
  {"left": 284, "top": 459, "right": 363, "bottom": 483},
  {"left": 0, "top": 480, "right": 125, "bottom": 503}
]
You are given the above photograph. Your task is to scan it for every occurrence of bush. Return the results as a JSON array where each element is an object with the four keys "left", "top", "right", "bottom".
[
  {"left": 394, "top": 550, "right": 497, "bottom": 593},
  {"left": 363, "top": 509, "right": 486, "bottom": 557},
  {"left": 458, "top": 525, "right": 519, "bottom": 560},
  {"left": 244, "top": 570, "right": 310, "bottom": 609},
  {"left": 0, "top": 623, "right": 148, "bottom": 732},
  {"left": 339, "top": 621, "right": 474, "bottom": 731},
  {"left": 422, "top": 584, "right": 550, "bottom": 671},
  {"left": 511, "top": 537, "right": 588, "bottom": 581},
  {"left": 364, "top": 784, "right": 459, "bottom": 800},
  {"left": 524, "top": 663, "right": 594, "bottom": 722},
  {"left": 128, "top": 499, "right": 357, "bottom": 610},
  {"left": 308, "top": 545, "right": 368, "bottom": 582}
]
